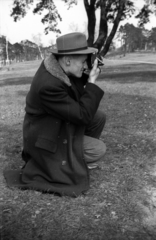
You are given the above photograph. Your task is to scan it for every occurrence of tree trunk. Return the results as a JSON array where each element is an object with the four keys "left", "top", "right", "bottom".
[
  {"left": 37, "top": 45, "right": 43, "bottom": 59},
  {"left": 93, "top": 0, "right": 108, "bottom": 53},
  {"left": 100, "top": 0, "right": 126, "bottom": 56},
  {"left": 84, "top": 0, "right": 96, "bottom": 46},
  {"left": 145, "top": 42, "right": 147, "bottom": 50},
  {"left": 6, "top": 37, "right": 9, "bottom": 64}
]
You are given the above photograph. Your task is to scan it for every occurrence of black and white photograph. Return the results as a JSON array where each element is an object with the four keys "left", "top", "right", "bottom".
[{"left": 0, "top": 0, "right": 156, "bottom": 239}]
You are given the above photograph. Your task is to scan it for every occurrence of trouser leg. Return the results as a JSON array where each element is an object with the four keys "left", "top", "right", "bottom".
[
  {"left": 83, "top": 135, "right": 106, "bottom": 163},
  {"left": 83, "top": 110, "right": 106, "bottom": 163},
  {"left": 85, "top": 109, "right": 106, "bottom": 139}
]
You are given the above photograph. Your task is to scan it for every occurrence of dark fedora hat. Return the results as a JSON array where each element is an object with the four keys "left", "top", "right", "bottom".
[{"left": 51, "top": 32, "right": 98, "bottom": 55}]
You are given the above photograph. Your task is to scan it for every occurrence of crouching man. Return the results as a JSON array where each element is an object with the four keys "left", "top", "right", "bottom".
[{"left": 4, "top": 32, "right": 106, "bottom": 197}]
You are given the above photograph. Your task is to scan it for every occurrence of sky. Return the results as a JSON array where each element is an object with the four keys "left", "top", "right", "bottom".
[{"left": 0, "top": 0, "right": 156, "bottom": 47}]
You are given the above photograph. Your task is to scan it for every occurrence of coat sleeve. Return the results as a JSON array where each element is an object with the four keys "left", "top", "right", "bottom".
[{"left": 39, "top": 82, "right": 104, "bottom": 126}]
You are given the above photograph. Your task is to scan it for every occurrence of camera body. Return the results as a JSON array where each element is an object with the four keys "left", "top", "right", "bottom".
[{"left": 86, "top": 53, "right": 104, "bottom": 70}]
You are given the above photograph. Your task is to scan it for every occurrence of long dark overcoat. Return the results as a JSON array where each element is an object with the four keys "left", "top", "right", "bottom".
[{"left": 4, "top": 54, "right": 104, "bottom": 197}]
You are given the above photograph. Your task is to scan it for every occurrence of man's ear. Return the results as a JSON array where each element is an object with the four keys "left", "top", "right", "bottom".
[{"left": 64, "top": 56, "right": 71, "bottom": 66}]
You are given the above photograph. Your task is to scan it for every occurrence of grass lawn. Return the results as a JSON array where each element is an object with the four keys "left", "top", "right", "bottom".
[{"left": 0, "top": 55, "right": 156, "bottom": 240}]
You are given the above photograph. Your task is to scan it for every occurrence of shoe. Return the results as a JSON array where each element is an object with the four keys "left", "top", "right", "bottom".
[{"left": 87, "top": 163, "right": 98, "bottom": 170}]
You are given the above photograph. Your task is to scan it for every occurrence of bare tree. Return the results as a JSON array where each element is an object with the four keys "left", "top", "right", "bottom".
[
  {"left": 5, "top": 36, "right": 10, "bottom": 65},
  {"left": 32, "top": 33, "right": 44, "bottom": 59}
]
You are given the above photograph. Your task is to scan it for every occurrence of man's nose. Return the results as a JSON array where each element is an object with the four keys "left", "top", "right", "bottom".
[{"left": 84, "top": 61, "right": 88, "bottom": 70}]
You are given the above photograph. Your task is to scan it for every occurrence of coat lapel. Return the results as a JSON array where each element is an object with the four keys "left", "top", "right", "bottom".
[{"left": 44, "top": 54, "right": 71, "bottom": 87}]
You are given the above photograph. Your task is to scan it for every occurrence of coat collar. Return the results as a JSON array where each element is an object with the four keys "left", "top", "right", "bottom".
[{"left": 44, "top": 54, "right": 71, "bottom": 86}]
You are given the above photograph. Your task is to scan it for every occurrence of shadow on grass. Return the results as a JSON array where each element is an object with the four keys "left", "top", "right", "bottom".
[
  {"left": 0, "top": 67, "right": 156, "bottom": 87},
  {"left": 0, "top": 77, "right": 33, "bottom": 87},
  {"left": 99, "top": 70, "right": 156, "bottom": 83},
  {"left": 1, "top": 204, "right": 155, "bottom": 240},
  {"left": 17, "top": 90, "right": 29, "bottom": 97}
]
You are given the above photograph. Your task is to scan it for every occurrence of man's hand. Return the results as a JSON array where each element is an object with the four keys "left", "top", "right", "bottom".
[{"left": 88, "top": 59, "right": 101, "bottom": 84}]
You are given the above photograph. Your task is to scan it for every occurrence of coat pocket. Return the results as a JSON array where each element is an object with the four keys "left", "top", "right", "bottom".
[{"left": 35, "top": 137, "right": 57, "bottom": 153}]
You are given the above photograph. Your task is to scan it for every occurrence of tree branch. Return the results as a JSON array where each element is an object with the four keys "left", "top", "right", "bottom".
[
  {"left": 84, "top": 0, "right": 96, "bottom": 46},
  {"left": 100, "top": 0, "right": 126, "bottom": 56},
  {"left": 93, "top": 0, "right": 108, "bottom": 52}
]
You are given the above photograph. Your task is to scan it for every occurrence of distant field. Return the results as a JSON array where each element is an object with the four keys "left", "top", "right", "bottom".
[
  {"left": 0, "top": 53, "right": 155, "bottom": 80},
  {"left": 104, "top": 52, "right": 156, "bottom": 66},
  {"left": 0, "top": 60, "right": 42, "bottom": 81},
  {"left": 106, "top": 51, "right": 156, "bottom": 62}
]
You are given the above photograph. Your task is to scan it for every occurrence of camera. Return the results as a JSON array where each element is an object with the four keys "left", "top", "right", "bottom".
[
  {"left": 86, "top": 53, "right": 104, "bottom": 70},
  {"left": 96, "top": 57, "right": 104, "bottom": 67}
]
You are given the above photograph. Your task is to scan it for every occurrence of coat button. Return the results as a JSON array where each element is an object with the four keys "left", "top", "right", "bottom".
[
  {"left": 62, "top": 160, "right": 66, "bottom": 166},
  {"left": 63, "top": 139, "right": 67, "bottom": 144}
]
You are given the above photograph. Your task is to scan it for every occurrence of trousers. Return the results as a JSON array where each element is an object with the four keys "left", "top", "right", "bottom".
[{"left": 83, "top": 110, "right": 106, "bottom": 163}]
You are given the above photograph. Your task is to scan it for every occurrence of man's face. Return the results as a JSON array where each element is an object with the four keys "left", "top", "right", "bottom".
[{"left": 68, "top": 54, "right": 88, "bottom": 78}]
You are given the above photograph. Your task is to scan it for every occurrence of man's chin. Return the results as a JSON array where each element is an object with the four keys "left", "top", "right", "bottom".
[
  {"left": 70, "top": 72, "right": 82, "bottom": 78},
  {"left": 77, "top": 72, "right": 83, "bottom": 78}
]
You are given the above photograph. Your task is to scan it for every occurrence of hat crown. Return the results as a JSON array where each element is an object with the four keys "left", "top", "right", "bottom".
[{"left": 57, "top": 32, "right": 87, "bottom": 53}]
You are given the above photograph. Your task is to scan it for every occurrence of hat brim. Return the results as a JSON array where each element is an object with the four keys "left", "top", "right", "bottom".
[{"left": 51, "top": 47, "right": 98, "bottom": 55}]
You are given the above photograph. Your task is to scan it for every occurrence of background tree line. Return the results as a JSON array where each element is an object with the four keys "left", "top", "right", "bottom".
[
  {"left": 0, "top": 36, "right": 51, "bottom": 64},
  {"left": 1, "top": 23, "right": 156, "bottom": 64},
  {"left": 118, "top": 23, "right": 156, "bottom": 52}
]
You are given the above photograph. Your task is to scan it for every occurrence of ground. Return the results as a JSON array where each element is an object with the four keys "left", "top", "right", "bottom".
[{"left": 0, "top": 53, "right": 156, "bottom": 240}]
